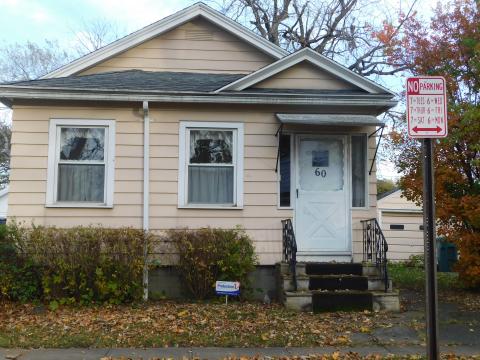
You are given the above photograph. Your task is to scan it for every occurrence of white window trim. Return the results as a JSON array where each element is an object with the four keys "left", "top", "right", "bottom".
[
  {"left": 178, "top": 121, "right": 244, "bottom": 209},
  {"left": 46, "top": 119, "right": 116, "bottom": 208}
]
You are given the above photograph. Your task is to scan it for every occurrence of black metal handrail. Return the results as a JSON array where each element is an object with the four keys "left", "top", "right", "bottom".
[
  {"left": 361, "top": 218, "right": 389, "bottom": 292},
  {"left": 281, "top": 219, "right": 297, "bottom": 291}
]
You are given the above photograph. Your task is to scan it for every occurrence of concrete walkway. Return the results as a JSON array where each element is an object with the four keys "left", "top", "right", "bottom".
[{"left": 2, "top": 345, "right": 480, "bottom": 360}]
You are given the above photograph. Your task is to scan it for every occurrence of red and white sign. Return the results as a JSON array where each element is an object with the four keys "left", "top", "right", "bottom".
[{"left": 406, "top": 76, "right": 448, "bottom": 138}]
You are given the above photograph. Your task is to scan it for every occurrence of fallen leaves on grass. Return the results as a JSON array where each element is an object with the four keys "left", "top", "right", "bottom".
[
  {"left": 0, "top": 301, "right": 393, "bottom": 348},
  {"left": 99, "top": 353, "right": 480, "bottom": 360},
  {"left": 441, "top": 291, "right": 480, "bottom": 312}
]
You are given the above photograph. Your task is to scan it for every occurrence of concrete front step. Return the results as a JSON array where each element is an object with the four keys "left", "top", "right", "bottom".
[
  {"left": 279, "top": 261, "right": 398, "bottom": 312},
  {"left": 284, "top": 290, "right": 400, "bottom": 312},
  {"left": 306, "top": 262, "right": 363, "bottom": 276},
  {"left": 309, "top": 274, "right": 368, "bottom": 291},
  {"left": 312, "top": 290, "right": 373, "bottom": 312},
  {"left": 279, "top": 262, "right": 383, "bottom": 278}
]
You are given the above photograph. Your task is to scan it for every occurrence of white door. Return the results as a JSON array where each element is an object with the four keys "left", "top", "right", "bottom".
[{"left": 295, "top": 135, "right": 350, "bottom": 257}]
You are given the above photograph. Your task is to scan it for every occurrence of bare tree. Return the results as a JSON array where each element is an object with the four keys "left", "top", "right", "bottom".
[
  {"left": 221, "top": 0, "right": 417, "bottom": 76},
  {"left": 71, "top": 17, "right": 126, "bottom": 55},
  {"left": 0, "top": 40, "right": 72, "bottom": 82},
  {"left": 0, "top": 18, "right": 124, "bottom": 83}
]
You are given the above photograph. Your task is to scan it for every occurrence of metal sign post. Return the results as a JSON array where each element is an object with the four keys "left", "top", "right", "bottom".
[
  {"left": 422, "top": 138, "right": 439, "bottom": 359},
  {"left": 407, "top": 76, "right": 447, "bottom": 360}
]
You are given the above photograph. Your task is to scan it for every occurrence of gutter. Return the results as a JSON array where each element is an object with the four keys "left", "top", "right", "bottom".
[
  {"left": 142, "top": 101, "right": 150, "bottom": 301},
  {"left": 0, "top": 89, "right": 397, "bottom": 109}
]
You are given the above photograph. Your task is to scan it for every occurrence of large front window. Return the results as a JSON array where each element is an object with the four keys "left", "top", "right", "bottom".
[
  {"left": 179, "top": 122, "right": 244, "bottom": 208},
  {"left": 47, "top": 119, "right": 115, "bottom": 207}
]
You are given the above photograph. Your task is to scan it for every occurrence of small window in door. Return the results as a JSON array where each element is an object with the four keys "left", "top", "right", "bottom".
[{"left": 312, "top": 150, "right": 329, "bottom": 167}]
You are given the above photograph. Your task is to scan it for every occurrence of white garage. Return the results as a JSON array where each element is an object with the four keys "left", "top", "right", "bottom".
[{"left": 377, "top": 189, "right": 424, "bottom": 261}]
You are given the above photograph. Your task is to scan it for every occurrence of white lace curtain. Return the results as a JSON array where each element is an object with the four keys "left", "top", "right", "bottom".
[{"left": 188, "top": 129, "right": 234, "bottom": 204}]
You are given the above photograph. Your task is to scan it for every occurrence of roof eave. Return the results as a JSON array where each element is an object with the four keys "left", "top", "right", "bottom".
[{"left": 0, "top": 87, "right": 398, "bottom": 110}]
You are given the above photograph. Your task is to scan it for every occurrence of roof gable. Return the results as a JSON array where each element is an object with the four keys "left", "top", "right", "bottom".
[
  {"left": 78, "top": 18, "right": 274, "bottom": 75},
  {"left": 217, "top": 48, "right": 394, "bottom": 95},
  {"left": 252, "top": 61, "right": 361, "bottom": 91},
  {"left": 42, "top": 2, "right": 288, "bottom": 79}
]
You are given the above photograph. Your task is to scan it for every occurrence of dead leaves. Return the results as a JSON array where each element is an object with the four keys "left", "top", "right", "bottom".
[
  {"left": 100, "top": 354, "right": 480, "bottom": 360},
  {"left": 0, "top": 301, "right": 392, "bottom": 348}
]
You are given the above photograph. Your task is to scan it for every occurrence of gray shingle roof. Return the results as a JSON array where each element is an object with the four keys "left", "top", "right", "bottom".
[{"left": 5, "top": 70, "right": 245, "bottom": 93}]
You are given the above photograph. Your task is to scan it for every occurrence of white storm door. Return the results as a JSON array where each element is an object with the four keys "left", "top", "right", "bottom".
[{"left": 295, "top": 135, "right": 350, "bottom": 254}]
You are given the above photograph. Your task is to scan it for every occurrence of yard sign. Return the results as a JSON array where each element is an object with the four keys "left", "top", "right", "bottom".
[
  {"left": 406, "top": 76, "right": 447, "bottom": 138},
  {"left": 215, "top": 281, "right": 240, "bottom": 296}
]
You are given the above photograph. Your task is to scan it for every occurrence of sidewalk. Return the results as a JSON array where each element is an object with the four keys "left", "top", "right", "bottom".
[{"left": 2, "top": 345, "right": 480, "bottom": 360}]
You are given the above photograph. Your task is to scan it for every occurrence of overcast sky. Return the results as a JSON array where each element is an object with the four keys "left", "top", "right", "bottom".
[{"left": 0, "top": 0, "right": 191, "bottom": 44}]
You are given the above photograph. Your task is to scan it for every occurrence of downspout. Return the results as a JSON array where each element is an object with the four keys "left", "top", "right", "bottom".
[{"left": 142, "top": 101, "right": 150, "bottom": 301}]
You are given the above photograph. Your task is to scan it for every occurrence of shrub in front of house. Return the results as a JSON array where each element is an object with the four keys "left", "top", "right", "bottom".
[
  {"left": 167, "top": 227, "right": 258, "bottom": 300},
  {"left": 0, "top": 223, "right": 150, "bottom": 305},
  {"left": 0, "top": 224, "right": 42, "bottom": 302}
]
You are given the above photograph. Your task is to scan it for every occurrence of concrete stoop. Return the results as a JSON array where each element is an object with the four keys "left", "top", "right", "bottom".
[{"left": 278, "top": 262, "right": 400, "bottom": 312}]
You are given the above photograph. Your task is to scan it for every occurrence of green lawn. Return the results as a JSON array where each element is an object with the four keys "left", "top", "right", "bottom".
[{"left": 388, "top": 262, "right": 460, "bottom": 290}]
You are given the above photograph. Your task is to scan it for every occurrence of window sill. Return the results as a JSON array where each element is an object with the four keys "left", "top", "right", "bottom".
[
  {"left": 45, "top": 203, "right": 113, "bottom": 209},
  {"left": 178, "top": 205, "right": 243, "bottom": 210},
  {"left": 351, "top": 206, "right": 370, "bottom": 211}
]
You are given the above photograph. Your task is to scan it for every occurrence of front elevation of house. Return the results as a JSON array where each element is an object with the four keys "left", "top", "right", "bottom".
[{"left": 0, "top": 4, "right": 396, "bottom": 276}]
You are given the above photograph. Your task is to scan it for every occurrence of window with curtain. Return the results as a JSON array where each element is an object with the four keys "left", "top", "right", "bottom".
[
  {"left": 179, "top": 122, "right": 244, "bottom": 207},
  {"left": 351, "top": 135, "right": 367, "bottom": 207},
  {"left": 47, "top": 119, "right": 115, "bottom": 207},
  {"left": 188, "top": 129, "right": 234, "bottom": 204}
]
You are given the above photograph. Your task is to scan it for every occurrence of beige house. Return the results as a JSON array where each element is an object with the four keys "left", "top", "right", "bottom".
[
  {"left": 378, "top": 189, "right": 424, "bottom": 261},
  {"left": 0, "top": 3, "right": 396, "bottom": 270}
]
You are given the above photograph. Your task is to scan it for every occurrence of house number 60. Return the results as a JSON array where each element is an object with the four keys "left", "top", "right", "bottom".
[{"left": 314, "top": 168, "right": 327, "bottom": 177}]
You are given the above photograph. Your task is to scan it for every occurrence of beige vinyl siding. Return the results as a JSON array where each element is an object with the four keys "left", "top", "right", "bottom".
[
  {"left": 9, "top": 106, "right": 144, "bottom": 231},
  {"left": 253, "top": 62, "right": 361, "bottom": 90},
  {"left": 80, "top": 18, "right": 274, "bottom": 76},
  {"left": 378, "top": 190, "right": 424, "bottom": 261},
  {"left": 9, "top": 104, "right": 378, "bottom": 265}
]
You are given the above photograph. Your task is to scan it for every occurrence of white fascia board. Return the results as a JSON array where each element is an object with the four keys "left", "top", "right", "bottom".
[
  {"left": 0, "top": 89, "right": 398, "bottom": 108},
  {"left": 217, "top": 48, "right": 395, "bottom": 96},
  {"left": 41, "top": 3, "right": 287, "bottom": 79}
]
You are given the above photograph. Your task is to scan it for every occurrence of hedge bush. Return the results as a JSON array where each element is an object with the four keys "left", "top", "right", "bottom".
[
  {"left": 0, "top": 224, "right": 42, "bottom": 302},
  {"left": 167, "top": 227, "right": 258, "bottom": 299},
  {"left": 0, "top": 223, "right": 150, "bottom": 305}
]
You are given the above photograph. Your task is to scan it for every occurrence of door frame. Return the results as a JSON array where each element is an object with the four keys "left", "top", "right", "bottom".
[{"left": 293, "top": 133, "right": 352, "bottom": 258}]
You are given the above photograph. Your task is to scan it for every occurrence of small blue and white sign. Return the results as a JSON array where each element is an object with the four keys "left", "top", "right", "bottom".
[{"left": 215, "top": 281, "right": 240, "bottom": 296}]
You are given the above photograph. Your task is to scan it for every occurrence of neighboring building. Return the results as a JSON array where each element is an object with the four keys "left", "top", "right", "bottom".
[
  {"left": 0, "top": 3, "right": 396, "bottom": 274},
  {"left": 377, "top": 189, "right": 424, "bottom": 261},
  {"left": 0, "top": 187, "right": 7, "bottom": 224}
]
